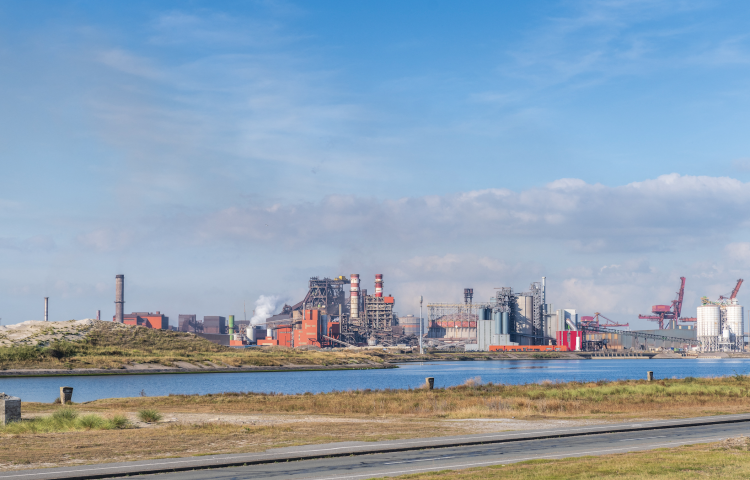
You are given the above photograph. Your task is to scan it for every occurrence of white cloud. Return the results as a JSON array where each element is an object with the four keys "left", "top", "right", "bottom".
[
  {"left": 725, "top": 242, "right": 750, "bottom": 266},
  {"left": 185, "top": 173, "right": 750, "bottom": 254}
]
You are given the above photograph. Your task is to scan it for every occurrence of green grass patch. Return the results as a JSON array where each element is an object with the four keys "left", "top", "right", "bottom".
[{"left": 0, "top": 408, "right": 131, "bottom": 433}]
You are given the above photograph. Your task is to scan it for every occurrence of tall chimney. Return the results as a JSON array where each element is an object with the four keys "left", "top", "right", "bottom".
[
  {"left": 115, "top": 274, "right": 125, "bottom": 323},
  {"left": 350, "top": 274, "right": 360, "bottom": 319},
  {"left": 96, "top": 310, "right": 101, "bottom": 321},
  {"left": 44, "top": 297, "right": 49, "bottom": 322},
  {"left": 375, "top": 274, "right": 383, "bottom": 297}
]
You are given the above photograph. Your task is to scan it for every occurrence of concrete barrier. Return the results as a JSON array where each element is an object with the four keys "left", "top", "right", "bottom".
[{"left": 1, "top": 393, "right": 21, "bottom": 425}]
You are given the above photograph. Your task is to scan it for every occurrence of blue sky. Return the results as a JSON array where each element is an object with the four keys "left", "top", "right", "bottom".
[{"left": 3, "top": 0, "right": 750, "bottom": 327}]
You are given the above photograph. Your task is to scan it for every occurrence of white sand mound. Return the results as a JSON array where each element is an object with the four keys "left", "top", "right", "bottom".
[{"left": 0, "top": 319, "right": 100, "bottom": 347}]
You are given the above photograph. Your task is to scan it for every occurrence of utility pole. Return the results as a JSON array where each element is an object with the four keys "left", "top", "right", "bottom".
[{"left": 419, "top": 296, "right": 424, "bottom": 355}]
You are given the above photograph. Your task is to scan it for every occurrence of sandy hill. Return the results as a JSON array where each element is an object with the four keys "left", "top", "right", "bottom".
[{"left": 0, "top": 319, "right": 97, "bottom": 347}]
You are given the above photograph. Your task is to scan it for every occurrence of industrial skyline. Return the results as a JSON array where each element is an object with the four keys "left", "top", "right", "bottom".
[{"left": 2, "top": 1, "right": 750, "bottom": 326}]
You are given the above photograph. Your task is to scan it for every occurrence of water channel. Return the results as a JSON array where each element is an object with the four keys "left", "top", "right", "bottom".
[{"left": 4, "top": 358, "right": 750, "bottom": 403}]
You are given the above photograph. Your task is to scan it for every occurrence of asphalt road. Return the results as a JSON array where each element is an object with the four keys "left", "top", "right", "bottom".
[
  {"left": 3, "top": 415, "right": 749, "bottom": 480},
  {"left": 135, "top": 421, "right": 749, "bottom": 480}
]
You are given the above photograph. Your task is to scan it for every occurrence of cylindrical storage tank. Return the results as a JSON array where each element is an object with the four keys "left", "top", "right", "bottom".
[
  {"left": 228, "top": 315, "right": 235, "bottom": 340},
  {"left": 375, "top": 274, "right": 383, "bottom": 297},
  {"left": 350, "top": 274, "right": 360, "bottom": 319},
  {"left": 725, "top": 303, "right": 744, "bottom": 339},
  {"left": 493, "top": 310, "right": 501, "bottom": 334},
  {"left": 517, "top": 296, "right": 533, "bottom": 339},
  {"left": 697, "top": 304, "right": 720, "bottom": 337},
  {"left": 399, "top": 315, "right": 420, "bottom": 336},
  {"left": 247, "top": 327, "right": 256, "bottom": 342},
  {"left": 502, "top": 312, "right": 509, "bottom": 335},
  {"left": 267, "top": 327, "right": 274, "bottom": 339}
]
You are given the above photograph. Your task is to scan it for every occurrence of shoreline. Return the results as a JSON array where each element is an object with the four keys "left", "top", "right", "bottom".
[{"left": 0, "top": 363, "right": 394, "bottom": 378}]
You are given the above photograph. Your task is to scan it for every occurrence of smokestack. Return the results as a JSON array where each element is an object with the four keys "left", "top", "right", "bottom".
[
  {"left": 375, "top": 274, "right": 383, "bottom": 297},
  {"left": 44, "top": 297, "right": 49, "bottom": 322},
  {"left": 96, "top": 310, "right": 101, "bottom": 321},
  {"left": 350, "top": 274, "right": 360, "bottom": 319},
  {"left": 115, "top": 274, "right": 125, "bottom": 323},
  {"left": 542, "top": 276, "right": 546, "bottom": 308}
]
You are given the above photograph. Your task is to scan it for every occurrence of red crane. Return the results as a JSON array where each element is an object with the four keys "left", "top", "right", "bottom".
[
  {"left": 719, "top": 279, "right": 744, "bottom": 302},
  {"left": 580, "top": 312, "right": 629, "bottom": 328},
  {"left": 638, "top": 277, "right": 688, "bottom": 329}
]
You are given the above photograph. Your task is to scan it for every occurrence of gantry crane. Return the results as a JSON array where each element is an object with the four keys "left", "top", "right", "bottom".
[{"left": 638, "top": 276, "right": 693, "bottom": 329}]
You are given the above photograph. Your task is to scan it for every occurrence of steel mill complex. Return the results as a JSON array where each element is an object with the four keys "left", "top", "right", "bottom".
[{"left": 96, "top": 273, "right": 747, "bottom": 352}]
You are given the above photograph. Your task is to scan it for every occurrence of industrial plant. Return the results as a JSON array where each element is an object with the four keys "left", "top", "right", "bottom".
[
  {"left": 697, "top": 280, "right": 744, "bottom": 352},
  {"left": 32, "top": 271, "right": 744, "bottom": 353}
]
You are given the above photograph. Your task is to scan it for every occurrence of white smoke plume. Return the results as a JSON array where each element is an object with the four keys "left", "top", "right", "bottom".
[{"left": 250, "top": 295, "right": 284, "bottom": 325}]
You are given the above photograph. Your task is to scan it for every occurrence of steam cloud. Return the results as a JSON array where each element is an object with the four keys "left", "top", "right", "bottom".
[{"left": 250, "top": 295, "right": 284, "bottom": 325}]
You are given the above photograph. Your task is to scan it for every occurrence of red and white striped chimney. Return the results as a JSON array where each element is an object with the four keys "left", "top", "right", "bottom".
[
  {"left": 375, "top": 274, "right": 383, "bottom": 297},
  {"left": 350, "top": 274, "right": 360, "bottom": 319}
]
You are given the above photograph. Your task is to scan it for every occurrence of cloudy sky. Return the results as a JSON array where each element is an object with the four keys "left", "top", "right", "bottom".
[{"left": 3, "top": 0, "right": 750, "bottom": 327}]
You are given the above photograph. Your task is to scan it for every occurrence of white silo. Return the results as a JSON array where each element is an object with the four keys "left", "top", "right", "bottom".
[
  {"left": 725, "top": 301, "right": 744, "bottom": 350},
  {"left": 697, "top": 304, "right": 720, "bottom": 351}
]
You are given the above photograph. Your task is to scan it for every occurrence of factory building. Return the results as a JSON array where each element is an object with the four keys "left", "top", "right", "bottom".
[
  {"left": 178, "top": 314, "right": 198, "bottom": 332},
  {"left": 277, "top": 274, "right": 398, "bottom": 347},
  {"left": 203, "top": 316, "right": 226, "bottom": 334},
  {"left": 113, "top": 312, "right": 169, "bottom": 329},
  {"left": 431, "top": 278, "right": 575, "bottom": 351}
]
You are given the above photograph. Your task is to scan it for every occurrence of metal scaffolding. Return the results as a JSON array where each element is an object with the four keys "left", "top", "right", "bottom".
[{"left": 427, "top": 303, "right": 491, "bottom": 324}]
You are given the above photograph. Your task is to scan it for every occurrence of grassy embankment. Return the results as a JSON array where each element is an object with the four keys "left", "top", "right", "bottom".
[
  {"left": 0, "top": 322, "right": 380, "bottom": 370},
  {"left": 7, "top": 376, "right": 750, "bottom": 470},
  {"left": 51, "top": 374, "right": 750, "bottom": 420},
  {"left": 383, "top": 437, "right": 750, "bottom": 479}
]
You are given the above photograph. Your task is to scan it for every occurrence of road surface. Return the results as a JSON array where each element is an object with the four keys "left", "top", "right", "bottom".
[{"left": 3, "top": 414, "right": 749, "bottom": 480}]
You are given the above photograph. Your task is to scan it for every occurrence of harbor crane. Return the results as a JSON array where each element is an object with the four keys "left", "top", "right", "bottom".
[
  {"left": 638, "top": 276, "right": 694, "bottom": 329},
  {"left": 719, "top": 279, "right": 744, "bottom": 302}
]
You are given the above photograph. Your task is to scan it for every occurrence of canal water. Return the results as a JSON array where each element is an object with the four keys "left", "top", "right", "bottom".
[{"left": 4, "top": 358, "right": 750, "bottom": 403}]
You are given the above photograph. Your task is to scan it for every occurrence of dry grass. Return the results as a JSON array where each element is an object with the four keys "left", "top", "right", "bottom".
[
  {"left": 0, "top": 321, "right": 380, "bottom": 370},
  {"left": 0, "top": 419, "right": 453, "bottom": 471},
  {"left": 9, "top": 376, "right": 750, "bottom": 472},
  {"left": 387, "top": 438, "right": 750, "bottom": 479},
  {"left": 38, "top": 375, "right": 750, "bottom": 421}
]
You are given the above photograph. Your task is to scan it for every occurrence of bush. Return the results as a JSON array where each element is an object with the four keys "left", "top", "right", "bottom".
[
  {"left": 137, "top": 409, "right": 163, "bottom": 423},
  {"left": 46, "top": 340, "right": 80, "bottom": 359},
  {"left": 107, "top": 414, "right": 130, "bottom": 429},
  {"left": 77, "top": 414, "right": 106, "bottom": 429}
]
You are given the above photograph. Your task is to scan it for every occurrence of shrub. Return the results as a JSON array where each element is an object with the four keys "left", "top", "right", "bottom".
[
  {"left": 46, "top": 340, "right": 79, "bottom": 359},
  {"left": 107, "top": 415, "right": 130, "bottom": 429},
  {"left": 137, "top": 409, "right": 163, "bottom": 423},
  {"left": 77, "top": 414, "right": 106, "bottom": 430}
]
